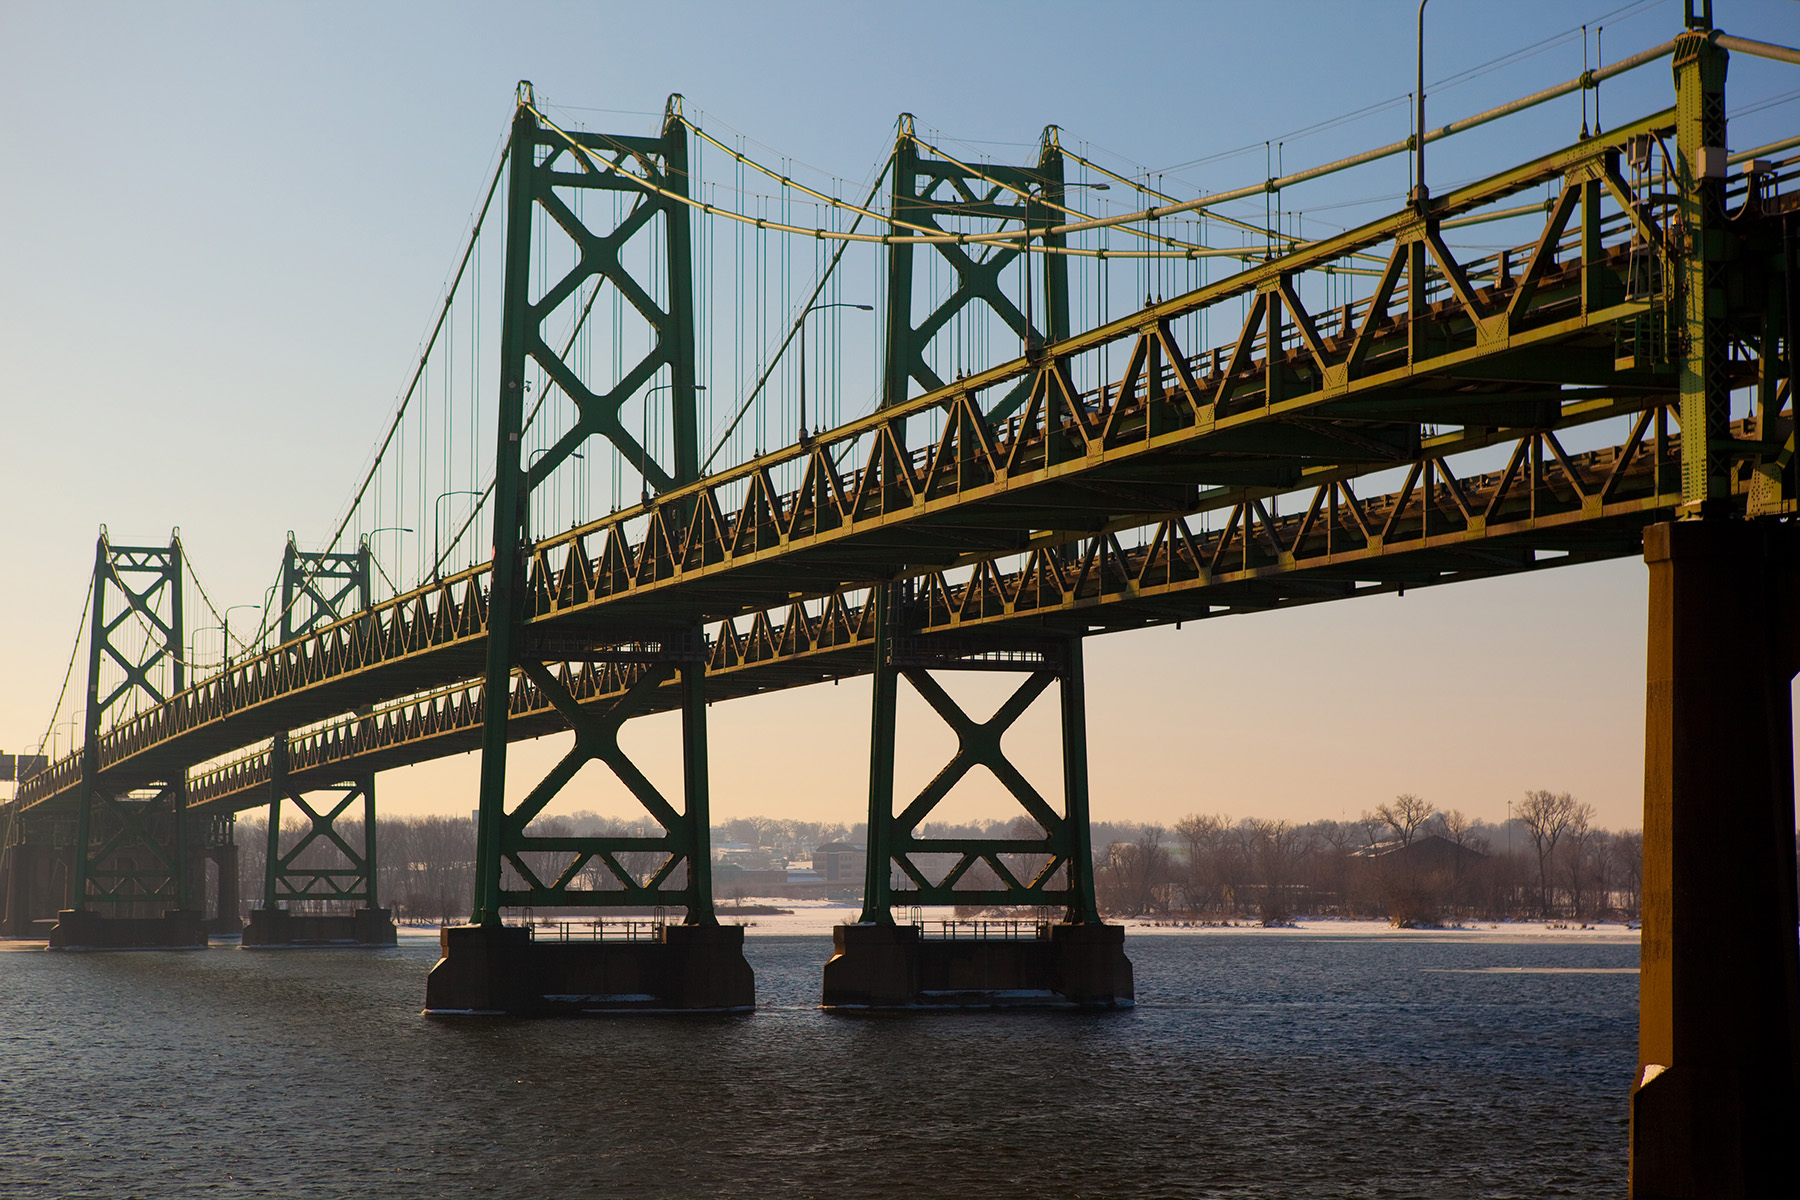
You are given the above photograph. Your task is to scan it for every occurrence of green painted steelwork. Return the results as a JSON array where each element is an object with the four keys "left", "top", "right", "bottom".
[
  {"left": 264, "top": 540, "right": 379, "bottom": 911},
  {"left": 71, "top": 533, "right": 187, "bottom": 912},
  {"left": 881, "top": 118, "right": 1069, "bottom": 421},
  {"left": 17, "top": 106, "right": 1747, "bottom": 820},
  {"left": 864, "top": 121, "right": 1087, "bottom": 923},
  {"left": 471, "top": 87, "right": 714, "bottom": 926},
  {"left": 861, "top": 628, "right": 1100, "bottom": 922}
]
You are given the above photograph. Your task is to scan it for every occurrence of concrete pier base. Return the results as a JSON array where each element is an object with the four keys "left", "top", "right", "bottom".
[
  {"left": 47, "top": 908, "right": 207, "bottom": 949},
  {"left": 2, "top": 843, "right": 71, "bottom": 938},
  {"left": 241, "top": 907, "right": 397, "bottom": 947},
  {"left": 1631, "top": 521, "right": 1800, "bottom": 1199},
  {"left": 821, "top": 922, "right": 1134, "bottom": 1010},
  {"left": 423, "top": 922, "right": 755, "bottom": 1015}
]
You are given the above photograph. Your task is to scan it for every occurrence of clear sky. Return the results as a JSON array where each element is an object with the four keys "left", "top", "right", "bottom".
[{"left": 4, "top": 0, "right": 1798, "bottom": 835}]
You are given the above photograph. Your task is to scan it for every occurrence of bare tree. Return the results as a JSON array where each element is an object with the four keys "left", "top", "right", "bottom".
[
  {"left": 1312, "top": 820, "right": 1363, "bottom": 915},
  {"left": 1561, "top": 809, "right": 1599, "bottom": 920},
  {"left": 1243, "top": 818, "right": 1314, "bottom": 924},
  {"left": 1374, "top": 793, "right": 1434, "bottom": 847},
  {"left": 1098, "top": 824, "right": 1172, "bottom": 916},
  {"left": 1517, "top": 790, "right": 1593, "bottom": 918},
  {"left": 1172, "top": 813, "right": 1230, "bottom": 914}
]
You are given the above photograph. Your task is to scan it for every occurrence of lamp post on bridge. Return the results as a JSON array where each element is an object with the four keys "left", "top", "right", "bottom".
[
  {"left": 433, "top": 491, "right": 485, "bottom": 581},
  {"left": 361, "top": 527, "right": 413, "bottom": 599},
  {"left": 797, "top": 302, "right": 872, "bottom": 444},
  {"left": 522, "top": 448, "right": 583, "bottom": 549},
  {"left": 642, "top": 382, "right": 703, "bottom": 503},
  {"left": 258, "top": 585, "right": 278, "bottom": 649}
]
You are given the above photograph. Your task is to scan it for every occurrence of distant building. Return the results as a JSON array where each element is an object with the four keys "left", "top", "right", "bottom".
[
  {"left": 814, "top": 842, "right": 866, "bottom": 886},
  {"left": 1359, "top": 833, "right": 1490, "bottom": 926},
  {"left": 713, "top": 843, "right": 866, "bottom": 901},
  {"left": 1364, "top": 832, "right": 1488, "bottom": 873}
]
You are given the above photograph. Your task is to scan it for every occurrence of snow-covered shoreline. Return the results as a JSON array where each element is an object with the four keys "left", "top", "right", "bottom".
[{"left": 391, "top": 901, "right": 1643, "bottom": 942}]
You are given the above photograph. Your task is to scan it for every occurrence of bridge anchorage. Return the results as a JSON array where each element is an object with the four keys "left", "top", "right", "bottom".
[{"left": 4, "top": 2, "right": 1800, "bottom": 1190}]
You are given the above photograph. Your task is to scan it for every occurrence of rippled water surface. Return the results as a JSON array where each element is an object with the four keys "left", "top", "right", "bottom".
[{"left": 0, "top": 930, "right": 1637, "bottom": 1198}]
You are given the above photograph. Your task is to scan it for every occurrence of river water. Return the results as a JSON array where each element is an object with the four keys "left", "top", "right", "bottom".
[{"left": 0, "top": 927, "right": 1638, "bottom": 1198}]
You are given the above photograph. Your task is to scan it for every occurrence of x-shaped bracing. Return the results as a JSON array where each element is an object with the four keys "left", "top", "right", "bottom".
[
  {"left": 496, "top": 659, "right": 697, "bottom": 908},
  {"left": 96, "top": 562, "right": 177, "bottom": 715},
  {"left": 83, "top": 785, "right": 180, "bottom": 905},
  {"left": 889, "top": 668, "right": 1076, "bottom": 908},
  {"left": 271, "top": 781, "right": 373, "bottom": 902}
]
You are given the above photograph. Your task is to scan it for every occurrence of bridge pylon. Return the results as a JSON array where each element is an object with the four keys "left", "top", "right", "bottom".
[
  {"left": 822, "top": 583, "right": 1133, "bottom": 1009},
  {"left": 1630, "top": 15, "right": 1800, "bottom": 1196},
  {"left": 426, "top": 89, "right": 751, "bottom": 1015},
  {"left": 49, "top": 531, "right": 206, "bottom": 949},
  {"left": 242, "top": 538, "right": 396, "bottom": 947}
]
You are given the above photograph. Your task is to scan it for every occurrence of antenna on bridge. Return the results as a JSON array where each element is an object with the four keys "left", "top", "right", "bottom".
[
  {"left": 1414, "top": 0, "right": 1430, "bottom": 213},
  {"left": 1684, "top": 0, "right": 1711, "bottom": 30},
  {"left": 516, "top": 80, "right": 534, "bottom": 106}
]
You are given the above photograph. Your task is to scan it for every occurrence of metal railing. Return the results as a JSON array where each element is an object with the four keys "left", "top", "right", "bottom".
[
  {"left": 527, "top": 917, "right": 667, "bottom": 942},
  {"left": 917, "top": 919, "right": 1053, "bottom": 941}
]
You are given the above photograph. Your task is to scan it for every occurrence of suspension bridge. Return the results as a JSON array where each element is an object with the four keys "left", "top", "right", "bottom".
[{"left": 3, "top": 5, "right": 1798, "bottom": 1193}]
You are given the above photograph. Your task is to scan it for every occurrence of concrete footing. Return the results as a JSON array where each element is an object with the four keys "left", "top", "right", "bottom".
[
  {"left": 47, "top": 908, "right": 208, "bottom": 949},
  {"left": 423, "top": 922, "right": 755, "bottom": 1015},
  {"left": 241, "top": 907, "right": 398, "bottom": 947},
  {"left": 821, "top": 922, "right": 1134, "bottom": 1009}
]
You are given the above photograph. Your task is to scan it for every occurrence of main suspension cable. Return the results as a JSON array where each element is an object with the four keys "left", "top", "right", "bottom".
[{"left": 31, "top": 577, "right": 93, "bottom": 758}]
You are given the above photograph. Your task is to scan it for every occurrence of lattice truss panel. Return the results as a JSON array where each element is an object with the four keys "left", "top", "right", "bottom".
[{"left": 486, "top": 655, "right": 708, "bottom": 911}]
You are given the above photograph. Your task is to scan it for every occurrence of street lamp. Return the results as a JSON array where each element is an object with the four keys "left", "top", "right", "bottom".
[
  {"left": 641, "top": 382, "right": 705, "bottom": 504},
  {"left": 433, "top": 490, "right": 485, "bottom": 580},
  {"left": 523, "top": 448, "right": 583, "bottom": 545},
  {"left": 361, "top": 526, "right": 412, "bottom": 598},
  {"left": 260, "top": 584, "right": 279, "bottom": 646},
  {"left": 798, "top": 303, "right": 872, "bottom": 444}
]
